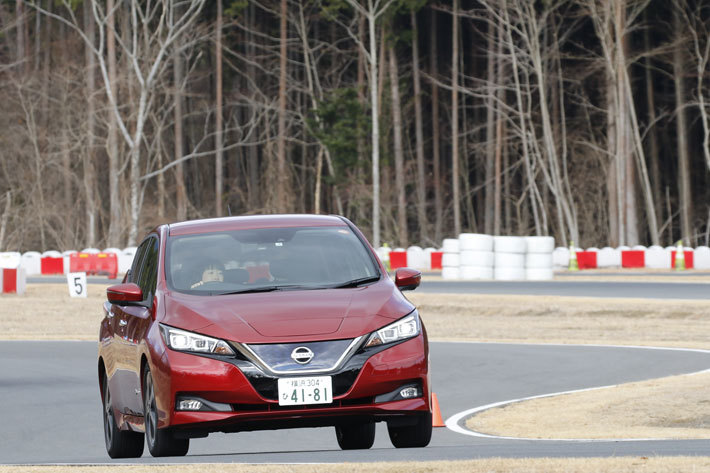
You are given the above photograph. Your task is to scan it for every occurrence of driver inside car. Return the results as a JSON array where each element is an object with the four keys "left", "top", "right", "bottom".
[{"left": 191, "top": 262, "right": 224, "bottom": 289}]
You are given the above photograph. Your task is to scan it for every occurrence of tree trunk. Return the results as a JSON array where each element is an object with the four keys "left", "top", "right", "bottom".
[
  {"left": 15, "top": 0, "right": 24, "bottom": 68},
  {"left": 0, "top": 193, "right": 10, "bottom": 249},
  {"left": 83, "top": 0, "right": 97, "bottom": 247},
  {"left": 247, "top": 1, "right": 259, "bottom": 210},
  {"left": 493, "top": 20, "right": 504, "bottom": 236},
  {"left": 451, "top": 0, "right": 461, "bottom": 235},
  {"left": 173, "top": 46, "right": 187, "bottom": 221},
  {"left": 369, "top": 11, "right": 381, "bottom": 247},
  {"left": 429, "top": 10, "right": 442, "bottom": 242},
  {"left": 106, "top": 0, "right": 121, "bottom": 246},
  {"left": 411, "top": 10, "right": 427, "bottom": 243},
  {"left": 388, "top": 45, "right": 408, "bottom": 247},
  {"left": 643, "top": 11, "right": 662, "bottom": 237},
  {"left": 673, "top": 7, "right": 692, "bottom": 244},
  {"left": 215, "top": 0, "right": 224, "bottom": 216},
  {"left": 276, "top": 0, "right": 289, "bottom": 213},
  {"left": 484, "top": 20, "right": 495, "bottom": 235}
]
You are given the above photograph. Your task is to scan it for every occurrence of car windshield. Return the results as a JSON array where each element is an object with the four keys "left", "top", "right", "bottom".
[{"left": 166, "top": 226, "right": 380, "bottom": 295}]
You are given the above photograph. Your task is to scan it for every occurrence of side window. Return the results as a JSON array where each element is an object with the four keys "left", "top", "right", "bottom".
[
  {"left": 128, "top": 240, "right": 150, "bottom": 284},
  {"left": 137, "top": 237, "right": 160, "bottom": 301}
]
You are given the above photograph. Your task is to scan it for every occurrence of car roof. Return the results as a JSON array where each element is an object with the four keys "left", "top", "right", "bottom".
[{"left": 168, "top": 214, "right": 347, "bottom": 236}]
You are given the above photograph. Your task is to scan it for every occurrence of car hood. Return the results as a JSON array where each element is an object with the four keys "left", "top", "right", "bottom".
[{"left": 161, "top": 279, "right": 415, "bottom": 344}]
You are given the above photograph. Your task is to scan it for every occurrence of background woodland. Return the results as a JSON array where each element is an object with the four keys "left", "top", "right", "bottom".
[{"left": 1, "top": 0, "right": 709, "bottom": 251}]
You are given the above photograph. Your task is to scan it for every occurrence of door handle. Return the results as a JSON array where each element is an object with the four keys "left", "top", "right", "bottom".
[{"left": 119, "top": 319, "right": 128, "bottom": 327}]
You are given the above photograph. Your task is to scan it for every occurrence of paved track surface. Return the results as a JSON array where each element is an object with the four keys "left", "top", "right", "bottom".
[
  {"left": 2, "top": 341, "right": 710, "bottom": 464},
  {"left": 27, "top": 277, "right": 710, "bottom": 300}
]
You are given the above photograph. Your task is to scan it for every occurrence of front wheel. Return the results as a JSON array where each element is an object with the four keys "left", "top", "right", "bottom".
[
  {"left": 143, "top": 367, "right": 189, "bottom": 457},
  {"left": 102, "top": 374, "right": 144, "bottom": 458},
  {"left": 335, "top": 421, "right": 375, "bottom": 450},
  {"left": 388, "top": 412, "right": 432, "bottom": 448}
]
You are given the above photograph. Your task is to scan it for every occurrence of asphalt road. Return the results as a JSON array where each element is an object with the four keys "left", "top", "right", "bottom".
[
  {"left": 27, "top": 276, "right": 710, "bottom": 300},
  {"left": 2, "top": 341, "right": 710, "bottom": 464},
  {"left": 417, "top": 280, "right": 710, "bottom": 299}
]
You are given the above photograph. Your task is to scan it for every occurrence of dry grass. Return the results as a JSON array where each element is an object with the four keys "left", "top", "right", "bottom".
[
  {"left": 0, "top": 284, "right": 106, "bottom": 340},
  {"left": 408, "top": 293, "right": 710, "bottom": 349},
  {"left": 3, "top": 285, "right": 710, "bottom": 350},
  {"left": 467, "top": 370, "right": 710, "bottom": 440},
  {"left": 4, "top": 458, "right": 710, "bottom": 473}
]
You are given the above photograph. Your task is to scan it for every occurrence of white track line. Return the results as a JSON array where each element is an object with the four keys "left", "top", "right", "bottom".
[{"left": 444, "top": 342, "right": 710, "bottom": 442}]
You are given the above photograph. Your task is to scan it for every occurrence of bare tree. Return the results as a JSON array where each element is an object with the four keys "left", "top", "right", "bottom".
[
  {"left": 339, "top": 0, "right": 398, "bottom": 247},
  {"left": 215, "top": 0, "right": 224, "bottom": 216},
  {"left": 451, "top": 0, "right": 461, "bottom": 235},
  {"left": 388, "top": 45, "right": 407, "bottom": 246}
]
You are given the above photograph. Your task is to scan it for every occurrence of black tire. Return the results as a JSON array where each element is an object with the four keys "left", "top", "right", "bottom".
[
  {"left": 387, "top": 412, "right": 432, "bottom": 448},
  {"left": 143, "top": 367, "right": 190, "bottom": 457},
  {"left": 335, "top": 421, "right": 376, "bottom": 450},
  {"left": 102, "top": 374, "right": 144, "bottom": 458}
]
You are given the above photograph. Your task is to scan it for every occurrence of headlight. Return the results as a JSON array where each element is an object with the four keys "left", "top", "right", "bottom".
[
  {"left": 364, "top": 310, "right": 420, "bottom": 348},
  {"left": 159, "top": 324, "right": 235, "bottom": 355}
]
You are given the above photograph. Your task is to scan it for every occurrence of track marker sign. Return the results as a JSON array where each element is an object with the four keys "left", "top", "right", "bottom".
[{"left": 67, "top": 272, "right": 87, "bottom": 298}]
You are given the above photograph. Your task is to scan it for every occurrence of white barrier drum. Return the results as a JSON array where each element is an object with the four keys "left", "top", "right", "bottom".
[
  {"left": 442, "top": 239, "right": 460, "bottom": 253},
  {"left": 525, "top": 236, "right": 554, "bottom": 254},
  {"left": 441, "top": 253, "right": 461, "bottom": 267},
  {"left": 121, "top": 247, "right": 138, "bottom": 274},
  {"left": 494, "top": 267, "right": 526, "bottom": 281},
  {"left": 0, "top": 252, "right": 21, "bottom": 269},
  {"left": 375, "top": 247, "right": 390, "bottom": 266},
  {"left": 406, "top": 246, "right": 429, "bottom": 270},
  {"left": 493, "top": 236, "right": 526, "bottom": 254},
  {"left": 645, "top": 247, "right": 671, "bottom": 269},
  {"left": 21, "top": 251, "right": 42, "bottom": 276},
  {"left": 460, "top": 266, "right": 493, "bottom": 280},
  {"left": 495, "top": 252, "right": 525, "bottom": 268},
  {"left": 441, "top": 267, "right": 460, "bottom": 280},
  {"left": 459, "top": 234, "right": 493, "bottom": 252},
  {"left": 552, "top": 247, "right": 569, "bottom": 268},
  {"left": 460, "top": 251, "right": 494, "bottom": 267},
  {"left": 695, "top": 246, "right": 710, "bottom": 269},
  {"left": 597, "top": 247, "right": 621, "bottom": 268},
  {"left": 525, "top": 253, "right": 553, "bottom": 269},
  {"left": 81, "top": 247, "right": 101, "bottom": 254},
  {"left": 62, "top": 250, "right": 77, "bottom": 274}
]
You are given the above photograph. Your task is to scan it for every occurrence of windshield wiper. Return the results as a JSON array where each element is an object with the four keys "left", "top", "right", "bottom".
[
  {"left": 331, "top": 276, "right": 381, "bottom": 289},
  {"left": 217, "top": 285, "right": 301, "bottom": 295}
]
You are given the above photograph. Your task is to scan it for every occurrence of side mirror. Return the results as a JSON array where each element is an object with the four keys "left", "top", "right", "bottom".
[
  {"left": 107, "top": 283, "right": 144, "bottom": 305},
  {"left": 395, "top": 268, "right": 421, "bottom": 291}
]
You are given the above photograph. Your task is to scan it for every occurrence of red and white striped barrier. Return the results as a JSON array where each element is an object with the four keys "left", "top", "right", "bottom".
[
  {"left": 382, "top": 248, "right": 444, "bottom": 271},
  {"left": 553, "top": 245, "right": 705, "bottom": 270},
  {"left": 1, "top": 267, "right": 26, "bottom": 294},
  {"left": 0, "top": 252, "right": 26, "bottom": 294}
]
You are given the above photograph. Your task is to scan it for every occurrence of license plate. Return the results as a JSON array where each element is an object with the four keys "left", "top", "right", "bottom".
[{"left": 277, "top": 376, "right": 333, "bottom": 406}]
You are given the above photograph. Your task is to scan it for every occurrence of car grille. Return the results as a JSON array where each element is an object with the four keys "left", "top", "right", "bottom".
[{"left": 240, "top": 338, "right": 361, "bottom": 374}]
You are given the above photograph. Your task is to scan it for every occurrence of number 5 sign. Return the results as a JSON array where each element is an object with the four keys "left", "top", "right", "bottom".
[{"left": 67, "top": 272, "right": 88, "bottom": 298}]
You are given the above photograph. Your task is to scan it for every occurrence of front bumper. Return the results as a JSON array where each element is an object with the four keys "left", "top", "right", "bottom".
[{"left": 150, "top": 331, "right": 430, "bottom": 435}]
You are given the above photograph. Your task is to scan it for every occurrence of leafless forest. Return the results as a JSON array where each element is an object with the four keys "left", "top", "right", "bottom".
[{"left": 1, "top": 0, "right": 709, "bottom": 251}]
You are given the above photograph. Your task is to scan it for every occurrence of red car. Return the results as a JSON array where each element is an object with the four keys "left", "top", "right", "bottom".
[{"left": 99, "top": 215, "right": 431, "bottom": 458}]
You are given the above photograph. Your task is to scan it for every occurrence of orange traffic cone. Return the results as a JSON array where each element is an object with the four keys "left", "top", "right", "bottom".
[{"left": 431, "top": 392, "right": 445, "bottom": 427}]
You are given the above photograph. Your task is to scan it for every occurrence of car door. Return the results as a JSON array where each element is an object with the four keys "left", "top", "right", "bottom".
[
  {"left": 121, "top": 235, "right": 160, "bottom": 415},
  {"left": 109, "top": 238, "right": 150, "bottom": 416}
]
